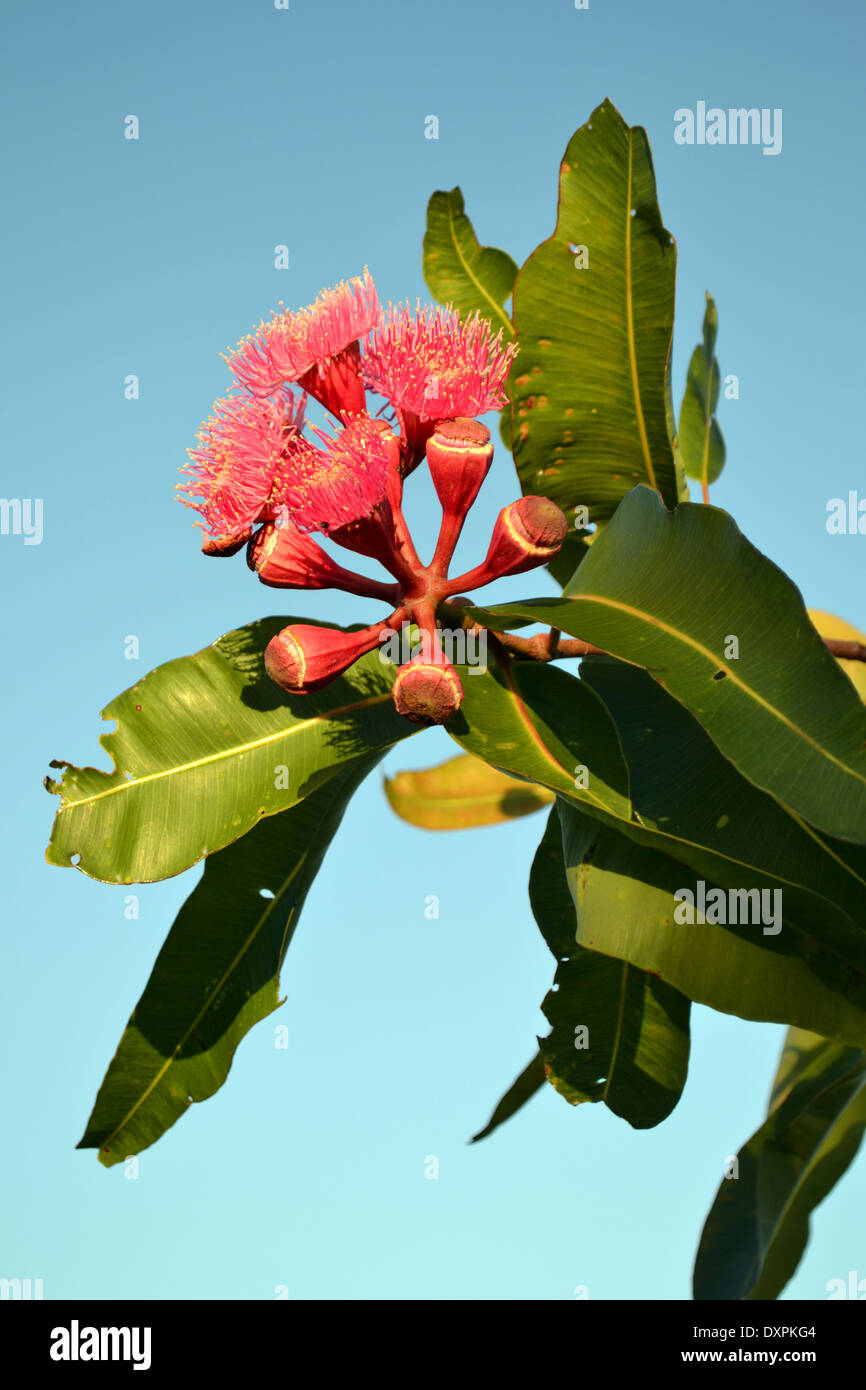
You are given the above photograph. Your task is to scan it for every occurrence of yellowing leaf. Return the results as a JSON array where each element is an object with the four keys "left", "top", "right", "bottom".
[
  {"left": 384, "top": 753, "right": 553, "bottom": 831},
  {"left": 809, "top": 609, "right": 866, "bottom": 702}
]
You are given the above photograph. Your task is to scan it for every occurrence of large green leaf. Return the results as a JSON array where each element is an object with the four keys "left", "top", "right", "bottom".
[
  {"left": 678, "top": 292, "right": 725, "bottom": 494},
  {"left": 533, "top": 808, "right": 691, "bottom": 1128},
  {"left": 423, "top": 187, "right": 516, "bottom": 339},
  {"left": 446, "top": 652, "right": 866, "bottom": 1043},
  {"left": 508, "top": 98, "right": 680, "bottom": 523},
  {"left": 466, "top": 487, "right": 866, "bottom": 843},
  {"left": 384, "top": 753, "right": 552, "bottom": 831},
  {"left": 79, "top": 760, "right": 375, "bottom": 1166},
  {"left": 45, "top": 617, "right": 416, "bottom": 884},
  {"left": 693, "top": 1028, "right": 866, "bottom": 1300}
]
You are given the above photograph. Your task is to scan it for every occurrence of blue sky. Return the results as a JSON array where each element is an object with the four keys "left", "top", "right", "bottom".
[{"left": 2, "top": 0, "right": 865, "bottom": 1300}]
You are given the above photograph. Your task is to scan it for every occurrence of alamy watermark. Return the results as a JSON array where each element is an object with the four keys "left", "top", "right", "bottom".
[
  {"left": 378, "top": 622, "right": 487, "bottom": 673},
  {"left": 826, "top": 491, "right": 866, "bottom": 535},
  {"left": 0, "top": 498, "right": 43, "bottom": 545},
  {"left": 826, "top": 1270, "right": 866, "bottom": 1299},
  {"left": 0, "top": 1277, "right": 44, "bottom": 1299},
  {"left": 673, "top": 880, "right": 782, "bottom": 935},
  {"left": 674, "top": 103, "right": 782, "bottom": 157},
  {"left": 50, "top": 1321, "right": 151, "bottom": 1371}
]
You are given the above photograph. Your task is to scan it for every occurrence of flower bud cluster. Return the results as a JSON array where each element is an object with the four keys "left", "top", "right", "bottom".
[{"left": 179, "top": 271, "right": 567, "bottom": 724}]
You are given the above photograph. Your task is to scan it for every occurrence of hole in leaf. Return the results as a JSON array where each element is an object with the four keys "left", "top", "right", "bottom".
[
  {"left": 712, "top": 670, "right": 727, "bottom": 681},
  {"left": 259, "top": 889, "right": 275, "bottom": 899},
  {"left": 71, "top": 853, "right": 81, "bottom": 865}
]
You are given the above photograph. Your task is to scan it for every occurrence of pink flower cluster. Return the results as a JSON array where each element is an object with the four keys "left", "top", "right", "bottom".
[{"left": 178, "top": 268, "right": 567, "bottom": 725}]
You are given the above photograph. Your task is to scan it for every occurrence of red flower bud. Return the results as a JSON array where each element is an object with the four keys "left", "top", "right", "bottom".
[
  {"left": 264, "top": 620, "right": 392, "bottom": 694},
  {"left": 392, "top": 659, "right": 464, "bottom": 726},
  {"left": 249, "top": 523, "right": 345, "bottom": 587},
  {"left": 248, "top": 523, "right": 400, "bottom": 603},
  {"left": 202, "top": 529, "right": 252, "bottom": 557},
  {"left": 447, "top": 496, "right": 568, "bottom": 591},
  {"left": 426, "top": 417, "right": 493, "bottom": 518}
]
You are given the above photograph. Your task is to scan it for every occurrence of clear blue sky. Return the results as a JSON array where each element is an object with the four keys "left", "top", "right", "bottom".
[{"left": 2, "top": 0, "right": 864, "bottom": 1300}]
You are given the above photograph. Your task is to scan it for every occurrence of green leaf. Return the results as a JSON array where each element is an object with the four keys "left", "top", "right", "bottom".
[
  {"left": 384, "top": 753, "right": 553, "bottom": 831},
  {"left": 78, "top": 759, "right": 376, "bottom": 1165},
  {"left": 470, "top": 1053, "right": 546, "bottom": 1144},
  {"left": 678, "top": 292, "right": 725, "bottom": 492},
  {"left": 693, "top": 1028, "right": 866, "bottom": 1300},
  {"left": 529, "top": 804, "right": 583, "bottom": 960},
  {"left": 446, "top": 652, "right": 866, "bottom": 1044},
  {"left": 508, "top": 98, "right": 680, "bottom": 524},
  {"left": 580, "top": 656, "right": 866, "bottom": 936},
  {"left": 533, "top": 809, "right": 691, "bottom": 1128},
  {"left": 542, "top": 950, "right": 691, "bottom": 1128},
  {"left": 45, "top": 617, "right": 417, "bottom": 884},
  {"left": 449, "top": 651, "right": 633, "bottom": 822},
  {"left": 466, "top": 487, "right": 866, "bottom": 843},
  {"left": 560, "top": 660, "right": 866, "bottom": 1047},
  {"left": 423, "top": 187, "right": 517, "bottom": 339},
  {"left": 557, "top": 799, "right": 866, "bottom": 1052}
]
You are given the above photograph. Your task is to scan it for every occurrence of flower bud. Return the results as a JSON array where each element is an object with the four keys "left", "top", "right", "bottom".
[
  {"left": 426, "top": 417, "right": 493, "bottom": 518},
  {"left": 248, "top": 523, "right": 402, "bottom": 602},
  {"left": 249, "top": 523, "right": 347, "bottom": 588},
  {"left": 448, "top": 496, "right": 568, "bottom": 590},
  {"left": 202, "top": 529, "right": 252, "bottom": 557},
  {"left": 392, "top": 659, "right": 464, "bottom": 726},
  {"left": 265, "top": 621, "right": 390, "bottom": 694}
]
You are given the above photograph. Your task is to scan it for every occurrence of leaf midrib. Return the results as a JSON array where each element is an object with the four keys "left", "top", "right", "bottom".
[
  {"left": 97, "top": 846, "right": 311, "bottom": 1157},
  {"left": 446, "top": 197, "right": 513, "bottom": 338},
  {"left": 572, "top": 592, "right": 866, "bottom": 786},
  {"left": 602, "top": 963, "right": 631, "bottom": 1103},
  {"left": 57, "top": 690, "right": 394, "bottom": 812},
  {"left": 624, "top": 132, "right": 657, "bottom": 494}
]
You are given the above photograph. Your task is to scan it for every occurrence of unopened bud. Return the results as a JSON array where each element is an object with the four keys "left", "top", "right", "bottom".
[
  {"left": 249, "top": 523, "right": 346, "bottom": 589},
  {"left": 392, "top": 659, "right": 464, "bottom": 726},
  {"left": 249, "top": 523, "right": 402, "bottom": 603},
  {"left": 499, "top": 495, "right": 569, "bottom": 556},
  {"left": 265, "top": 621, "right": 390, "bottom": 694},
  {"left": 448, "top": 496, "right": 568, "bottom": 590},
  {"left": 426, "top": 417, "right": 493, "bottom": 518}
]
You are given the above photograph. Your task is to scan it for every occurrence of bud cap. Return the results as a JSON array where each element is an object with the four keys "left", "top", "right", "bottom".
[{"left": 392, "top": 660, "right": 464, "bottom": 726}]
